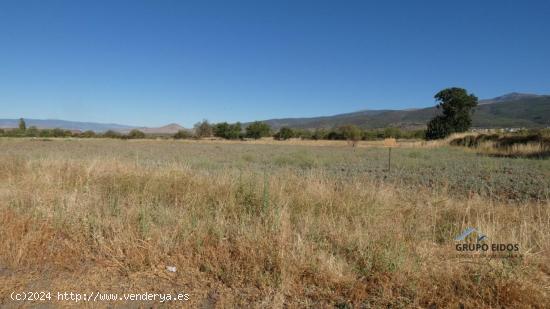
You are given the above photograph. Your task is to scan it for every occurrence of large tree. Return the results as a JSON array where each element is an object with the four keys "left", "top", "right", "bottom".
[
  {"left": 19, "top": 118, "right": 26, "bottom": 131},
  {"left": 339, "top": 125, "right": 362, "bottom": 147},
  {"left": 194, "top": 120, "right": 213, "bottom": 138},
  {"left": 214, "top": 122, "right": 242, "bottom": 139},
  {"left": 274, "top": 127, "right": 294, "bottom": 140},
  {"left": 426, "top": 88, "right": 478, "bottom": 140},
  {"left": 245, "top": 121, "right": 271, "bottom": 139}
]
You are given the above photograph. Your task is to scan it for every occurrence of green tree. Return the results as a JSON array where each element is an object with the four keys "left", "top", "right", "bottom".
[
  {"left": 274, "top": 127, "right": 294, "bottom": 140},
  {"left": 81, "top": 130, "right": 96, "bottom": 138},
  {"left": 39, "top": 129, "right": 52, "bottom": 137},
  {"left": 426, "top": 88, "right": 478, "bottom": 140},
  {"left": 294, "top": 129, "right": 312, "bottom": 140},
  {"left": 127, "top": 129, "right": 146, "bottom": 139},
  {"left": 214, "top": 122, "right": 242, "bottom": 139},
  {"left": 26, "top": 126, "right": 39, "bottom": 137},
  {"left": 245, "top": 121, "right": 271, "bottom": 139},
  {"left": 103, "top": 130, "right": 121, "bottom": 138},
  {"left": 339, "top": 125, "right": 362, "bottom": 147},
  {"left": 383, "top": 127, "right": 402, "bottom": 139},
  {"left": 311, "top": 128, "right": 328, "bottom": 140},
  {"left": 194, "top": 120, "right": 213, "bottom": 138},
  {"left": 426, "top": 116, "right": 450, "bottom": 140},
  {"left": 363, "top": 130, "right": 378, "bottom": 140},
  {"left": 19, "top": 118, "right": 26, "bottom": 131},
  {"left": 51, "top": 128, "right": 69, "bottom": 137}
]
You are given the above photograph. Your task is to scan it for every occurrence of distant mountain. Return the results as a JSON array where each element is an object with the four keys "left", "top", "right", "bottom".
[
  {"left": 2, "top": 93, "right": 548, "bottom": 133},
  {"left": 0, "top": 118, "right": 135, "bottom": 132},
  {"left": 0, "top": 119, "right": 186, "bottom": 134},
  {"left": 478, "top": 92, "right": 541, "bottom": 104},
  {"left": 253, "top": 93, "right": 550, "bottom": 130},
  {"left": 120, "top": 123, "right": 185, "bottom": 134}
]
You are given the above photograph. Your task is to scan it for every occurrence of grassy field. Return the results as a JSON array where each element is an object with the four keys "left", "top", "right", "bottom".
[{"left": 1, "top": 138, "right": 549, "bottom": 307}]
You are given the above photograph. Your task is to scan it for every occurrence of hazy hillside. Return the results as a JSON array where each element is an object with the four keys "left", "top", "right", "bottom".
[
  {"left": 0, "top": 119, "right": 136, "bottom": 132},
  {"left": 2, "top": 93, "right": 548, "bottom": 132},
  {"left": 255, "top": 93, "right": 550, "bottom": 130},
  {"left": 119, "top": 123, "right": 186, "bottom": 134},
  {"left": 0, "top": 119, "right": 185, "bottom": 134}
]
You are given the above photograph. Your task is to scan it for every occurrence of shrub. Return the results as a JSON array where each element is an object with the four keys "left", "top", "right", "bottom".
[
  {"left": 174, "top": 130, "right": 192, "bottom": 139},
  {"left": 384, "top": 127, "right": 402, "bottom": 139},
  {"left": 274, "top": 127, "right": 294, "bottom": 140},
  {"left": 127, "top": 129, "right": 146, "bottom": 139},
  {"left": 81, "top": 130, "right": 97, "bottom": 138},
  {"left": 25, "top": 126, "right": 39, "bottom": 137},
  {"left": 214, "top": 122, "right": 242, "bottom": 139},
  {"left": 103, "top": 130, "right": 121, "bottom": 138},
  {"left": 194, "top": 120, "right": 213, "bottom": 138},
  {"left": 311, "top": 128, "right": 328, "bottom": 140},
  {"left": 51, "top": 128, "right": 70, "bottom": 137},
  {"left": 245, "top": 121, "right": 271, "bottom": 139},
  {"left": 339, "top": 125, "right": 362, "bottom": 146}
]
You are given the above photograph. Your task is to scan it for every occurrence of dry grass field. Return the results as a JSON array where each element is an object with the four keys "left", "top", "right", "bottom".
[{"left": 1, "top": 138, "right": 549, "bottom": 308}]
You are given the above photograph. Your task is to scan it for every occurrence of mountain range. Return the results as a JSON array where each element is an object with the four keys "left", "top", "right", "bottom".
[
  {"left": 1, "top": 93, "right": 548, "bottom": 133},
  {"left": 254, "top": 93, "right": 550, "bottom": 130},
  {"left": 0, "top": 119, "right": 186, "bottom": 134}
]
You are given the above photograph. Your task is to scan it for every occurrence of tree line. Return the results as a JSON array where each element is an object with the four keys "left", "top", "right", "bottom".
[
  {"left": 1, "top": 118, "right": 425, "bottom": 141},
  {"left": 180, "top": 120, "right": 426, "bottom": 141},
  {"left": 1, "top": 88, "right": 480, "bottom": 141},
  {"left": 0, "top": 119, "right": 149, "bottom": 139}
]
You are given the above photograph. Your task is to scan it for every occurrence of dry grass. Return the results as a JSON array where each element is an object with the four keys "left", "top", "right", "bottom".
[
  {"left": 0, "top": 139, "right": 549, "bottom": 307},
  {"left": 173, "top": 136, "right": 426, "bottom": 148},
  {"left": 474, "top": 141, "right": 550, "bottom": 158},
  {"left": 449, "top": 132, "right": 550, "bottom": 159}
]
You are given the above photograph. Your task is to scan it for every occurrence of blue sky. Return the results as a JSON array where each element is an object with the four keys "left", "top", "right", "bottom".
[{"left": 1, "top": 0, "right": 549, "bottom": 127}]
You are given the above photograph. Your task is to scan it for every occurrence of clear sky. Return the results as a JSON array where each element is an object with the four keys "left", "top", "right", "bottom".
[{"left": 1, "top": 0, "right": 549, "bottom": 127}]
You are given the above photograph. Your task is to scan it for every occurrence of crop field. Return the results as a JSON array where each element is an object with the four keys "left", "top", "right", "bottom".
[{"left": 1, "top": 138, "right": 549, "bottom": 307}]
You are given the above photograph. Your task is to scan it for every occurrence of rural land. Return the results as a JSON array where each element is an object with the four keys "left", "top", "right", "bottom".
[
  {"left": 1, "top": 89, "right": 550, "bottom": 307},
  {"left": 1, "top": 1, "right": 550, "bottom": 308}
]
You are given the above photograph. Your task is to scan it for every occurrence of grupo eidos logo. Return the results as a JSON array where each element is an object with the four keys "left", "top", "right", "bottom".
[{"left": 454, "top": 227, "right": 519, "bottom": 252}]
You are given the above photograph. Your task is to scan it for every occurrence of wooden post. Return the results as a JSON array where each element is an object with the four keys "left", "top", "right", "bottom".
[
  {"left": 388, "top": 147, "right": 391, "bottom": 172},
  {"left": 383, "top": 138, "right": 396, "bottom": 172}
]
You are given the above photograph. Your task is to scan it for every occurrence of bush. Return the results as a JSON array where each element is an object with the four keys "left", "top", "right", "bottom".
[
  {"left": 194, "top": 120, "right": 213, "bottom": 138},
  {"left": 174, "top": 130, "right": 192, "bottom": 139},
  {"left": 26, "top": 126, "right": 39, "bottom": 137},
  {"left": 339, "top": 125, "right": 362, "bottom": 146},
  {"left": 383, "top": 127, "right": 402, "bottom": 139},
  {"left": 103, "top": 130, "right": 121, "bottom": 138},
  {"left": 214, "top": 122, "right": 242, "bottom": 139},
  {"left": 294, "top": 129, "right": 312, "bottom": 140},
  {"left": 311, "top": 129, "right": 328, "bottom": 140},
  {"left": 327, "top": 130, "right": 344, "bottom": 140},
  {"left": 274, "top": 127, "right": 294, "bottom": 140},
  {"left": 127, "top": 129, "right": 146, "bottom": 139},
  {"left": 81, "top": 130, "right": 96, "bottom": 138},
  {"left": 245, "top": 121, "right": 271, "bottom": 139},
  {"left": 51, "top": 128, "right": 70, "bottom": 137}
]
